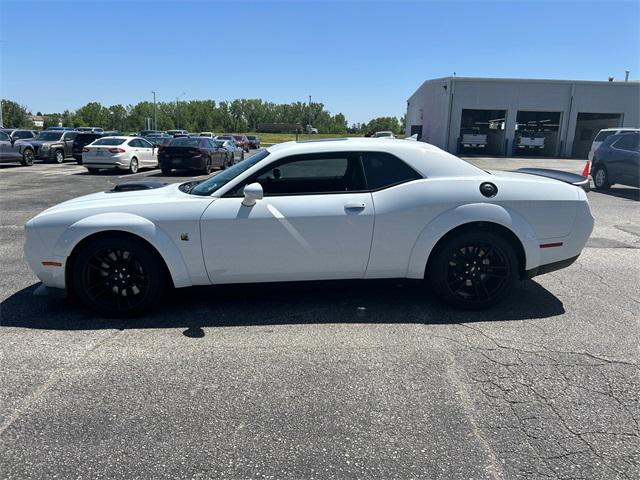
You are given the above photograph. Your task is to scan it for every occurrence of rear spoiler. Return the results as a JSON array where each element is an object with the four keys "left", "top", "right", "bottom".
[{"left": 514, "top": 168, "right": 590, "bottom": 192}]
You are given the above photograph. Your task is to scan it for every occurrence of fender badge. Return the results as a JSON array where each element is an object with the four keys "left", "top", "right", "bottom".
[{"left": 180, "top": 233, "right": 190, "bottom": 241}]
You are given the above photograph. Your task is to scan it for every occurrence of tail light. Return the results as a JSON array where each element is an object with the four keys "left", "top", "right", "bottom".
[
  {"left": 82, "top": 148, "right": 90, "bottom": 152},
  {"left": 109, "top": 148, "right": 126, "bottom": 153}
]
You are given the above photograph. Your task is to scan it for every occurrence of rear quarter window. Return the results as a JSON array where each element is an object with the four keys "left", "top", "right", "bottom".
[
  {"left": 594, "top": 130, "right": 617, "bottom": 142},
  {"left": 362, "top": 152, "right": 422, "bottom": 190}
]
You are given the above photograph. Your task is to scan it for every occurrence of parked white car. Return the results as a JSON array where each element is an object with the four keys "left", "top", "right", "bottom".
[
  {"left": 374, "top": 131, "right": 395, "bottom": 138},
  {"left": 588, "top": 127, "right": 639, "bottom": 161},
  {"left": 25, "top": 138, "right": 593, "bottom": 316},
  {"left": 82, "top": 136, "right": 158, "bottom": 174}
]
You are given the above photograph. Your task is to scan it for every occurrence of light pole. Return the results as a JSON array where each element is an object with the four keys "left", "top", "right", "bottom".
[
  {"left": 176, "top": 92, "right": 185, "bottom": 129},
  {"left": 151, "top": 91, "right": 157, "bottom": 131},
  {"left": 0, "top": 99, "right": 3, "bottom": 128},
  {"left": 308, "top": 95, "right": 312, "bottom": 128}
]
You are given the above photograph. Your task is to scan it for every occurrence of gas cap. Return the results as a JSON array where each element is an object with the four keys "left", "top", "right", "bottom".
[{"left": 480, "top": 182, "right": 498, "bottom": 198}]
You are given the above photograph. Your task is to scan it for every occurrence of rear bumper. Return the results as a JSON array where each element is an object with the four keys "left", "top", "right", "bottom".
[
  {"left": 160, "top": 157, "right": 205, "bottom": 170},
  {"left": 525, "top": 254, "right": 579, "bottom": 278}
]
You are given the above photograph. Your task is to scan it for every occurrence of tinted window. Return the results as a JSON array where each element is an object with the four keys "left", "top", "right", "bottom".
[
  {"left": 0, "top": 132, "right": 9, "bottom": 141},
  {"left": 190, "top": 150, "right": 270, "bottom": 196},
  {"left": 362, "top": 152, "right": 422, "bottom": 190},
  {"left": 170, "top": 137, "right": 199, "bottom": 147},
  {"left": 93, "top": 138, "right": 126, "bottom": 146},
  {"left": 139, "top": 138, "right": 153, "bottom": 148},
  {"left": 37, "top": 132, "right": 63, "bottom": 141},
  {"left": 251, "top": 153, "right": 365, "bottom": 195},
  {"left": 594, "top": 130, "right": 617, "bottom": 142},
  {"left": 613, "top": 133, "right": 639, "bottom": 152},
  {"left": 15, "top": 130, "right": 34, "bottom": 139},
  {"left": 63, "top": 132, "right": 77, "bottom": 140}
]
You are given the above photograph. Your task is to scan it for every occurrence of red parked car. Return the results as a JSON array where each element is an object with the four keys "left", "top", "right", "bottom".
[{"left": 231, "top": 134, "right": 250, "bottom": 152}]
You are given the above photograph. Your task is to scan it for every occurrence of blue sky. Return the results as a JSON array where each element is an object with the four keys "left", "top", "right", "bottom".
[{"left": 1, "top": 0, "right": 638, "bottom": 123}]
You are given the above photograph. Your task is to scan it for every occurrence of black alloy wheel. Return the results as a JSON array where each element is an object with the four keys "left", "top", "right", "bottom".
[
  {"left": 21, "top": 148, "right": 35, "bottom": 166},
  {"left": 73, "top": 235, "right": 166, "bottom": 316},
  {"left": 429, "top": 231, "right": 517, "bottom": 309}
]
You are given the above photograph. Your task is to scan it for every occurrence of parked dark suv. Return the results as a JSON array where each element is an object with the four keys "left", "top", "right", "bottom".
[
  {"left": 72, "top": 133, "right": 103, "bottom": 163},
  {"left": 29, "top": 130, "right": 78, "bottom": 163},
  {"left": 591, "top": 131, "right": 639, "bottom": 190}
]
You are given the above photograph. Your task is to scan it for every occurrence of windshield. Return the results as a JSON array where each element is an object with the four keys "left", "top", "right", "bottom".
[
  {"left": 36, "top": 132, "right": 63, "bottom": 141},
  {"left": 213, "top": 140, "right": 225, "bottom": 147},
  {"left": 189, "top": 150, "right": 270, "bottom": 196},
  {"left": 92, "top": 138, "right": 126, "bottom": 146}
]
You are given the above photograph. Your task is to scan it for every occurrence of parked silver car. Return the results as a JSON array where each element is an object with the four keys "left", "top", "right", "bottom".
[{"left": 0, "top": 131, "right": 36, "bottom": 166}]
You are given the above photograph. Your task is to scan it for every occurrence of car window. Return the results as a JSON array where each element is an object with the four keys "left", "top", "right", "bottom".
[
  {"left": 15, "top": 131, "right": 33, "bottom": 139},
  {"left": 0, "top": 132, "right": 10, "bottom": 141},
  {"left": 93, "top": 138, "right": 126, "bottom": 146},
  {"left": 613, "top": 133, "right": 639, "bottom": 152},
  {"left": 130, "top": 139, "right": 143, "bottom": 147},
  {"left": 248, "top": 153, "right": 366, "bottom": 196},
  {"left": 189, "top": 150, "right": 270, "bottom": 196},
  {"left": 139, "top": 138, "right": 153, "bottom": 148},
  {"left": 63, "top": 132, "right": 77, "bottom": 140},
  {"left": 169, "top": 137, "right": 199, "bottom": 147},
  {"left": 361, "top": 152, "right": 422, "bottom": 190},
  {"left": 594, "top": 130, "right": 617, "bottom": 142}
]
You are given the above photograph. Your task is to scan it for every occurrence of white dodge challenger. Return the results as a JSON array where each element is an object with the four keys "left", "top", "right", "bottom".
[{"left": 25, "top": 138, "right": 593, "bottom": 315}]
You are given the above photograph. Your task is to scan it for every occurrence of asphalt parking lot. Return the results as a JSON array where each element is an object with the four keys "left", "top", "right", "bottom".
[{"left": 1, "top": 154, "right": 639, "bottom": 479}]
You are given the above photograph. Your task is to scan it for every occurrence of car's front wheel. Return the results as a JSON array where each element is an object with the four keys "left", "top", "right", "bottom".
[
  {"left": 592, "top": 164, "right": 611, "bottom": 190},
  {"left": 21, "top": 148, "right": 35, "bottom": 166},
  {"left": 72, "top": 234, "right": 167, "bottom": 316},
  {"left": 202, "top": 157, "right": 213, "bottom": 175},
  {"left": 428, "top": 231, "right": 518, "bottom": 309},
  {"left": 54, "top": 150, "right": 64, "bottom": 164}
]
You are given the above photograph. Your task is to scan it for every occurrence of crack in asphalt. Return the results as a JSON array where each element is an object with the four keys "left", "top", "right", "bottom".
[
  {"left": 430, "top": 323, "right": 640, "bottom": 479},
  {"left": 0, "top": 327, "right": 125, "bottom": 438}
]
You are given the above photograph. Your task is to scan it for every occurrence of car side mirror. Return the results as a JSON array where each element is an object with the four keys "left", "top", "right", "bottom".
[{"left": 242, "top": 182, "right": 263, "bottom": 207}]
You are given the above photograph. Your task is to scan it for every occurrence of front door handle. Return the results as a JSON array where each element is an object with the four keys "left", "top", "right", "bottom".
[{"left": 344, "top": 201, "right": 366, "bottom": 210}]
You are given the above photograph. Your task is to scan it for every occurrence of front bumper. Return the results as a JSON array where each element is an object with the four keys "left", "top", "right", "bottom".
[{"left": 24, "top": 219, "right": 67, "bottom": 289}]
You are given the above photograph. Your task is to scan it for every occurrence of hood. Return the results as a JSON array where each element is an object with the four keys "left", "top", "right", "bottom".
[{"left": 33, "top": 183, "right": 208, "bottom": 224}]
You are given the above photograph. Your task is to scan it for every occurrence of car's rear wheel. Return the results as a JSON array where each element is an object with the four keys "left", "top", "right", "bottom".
[
  {"left": 593, "top": 164, "right": 611, "bottom": 190},
  {"left": 54, "top": 150, "right": 64, "bottom": 164},
  {"left": 428, "top": 231, "right": 518, "bottom": 309},
  {"left": 72, "top": 235, "right": 167, "bottom": 317},
  {"left": 21, "top": 148, "right": 34, "bottom": 166},
  {"left": 129, "top": 157, "right": 139, "bottom": 174},
  {"left": 202, "top": 157, "right": 212, "bottom": 175}
]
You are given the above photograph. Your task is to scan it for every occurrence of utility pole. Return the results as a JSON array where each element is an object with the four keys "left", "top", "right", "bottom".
[
  {"left": 0, "top": 99, "right": 3, "bottom": 127},
  {"left": 308, "top": 95, "right": 312, "bottom": 128},
  {"left": 176, "top": 92, "right": 185, "bottom": 129},
  {"left": 151, "top": 91, "right": 157, "bottom": 130}
]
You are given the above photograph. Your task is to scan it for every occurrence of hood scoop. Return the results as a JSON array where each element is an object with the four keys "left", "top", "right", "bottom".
[{"left": 109, "top": 181, "right": 167, "bottom": 193}]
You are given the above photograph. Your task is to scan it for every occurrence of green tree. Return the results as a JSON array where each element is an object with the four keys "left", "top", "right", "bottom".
[
  {"left": 1, "top": 99, "right": 33, "bottom": 128},
  {"left": 366, "top": 116, "right": 402, "bottom": 135}
]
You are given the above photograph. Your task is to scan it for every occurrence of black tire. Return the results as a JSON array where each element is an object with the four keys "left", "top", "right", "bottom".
[
  {"left": 202, "top": 157, "right": 212, "bottom": 175},
  {"left": 240, "top": 151, "right": 245, "bottom": 161},
  {"left": 21, "top": 148, "right": 34, "bottom": 166},
  {"left": 87, "top": 168, "right": 100, "bottom": 174},
  {"left": 161, "top": 167, "right": 172, "bottom": 175},
  {"left": 72, "top": 234, "right": 167, "bottom": 317},
  {"left": 54, "top": 150, "right": 65, "bottom": 164},
  {"left": 592, "top": 163, "right": 611, "bottom": 191},
  {"left": 428, "top": 230, "right": 518, "bottom": 310},
  {"left": 128, "top": 157, "right": 139, "bottom": 174}
]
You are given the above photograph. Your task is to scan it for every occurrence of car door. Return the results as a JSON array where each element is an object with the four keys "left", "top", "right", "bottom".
[
  {"left": 200, "top": 152, "right": 375, "bottom": 283},
  {"left": 0, "top": 131, "right": 14, "bottom": 160},
  {"left": 62, "top": 132, "right": 77, "bottom": 156},
  {"left": 138, "top": 138, "right": 157, "bottom": 166}
]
